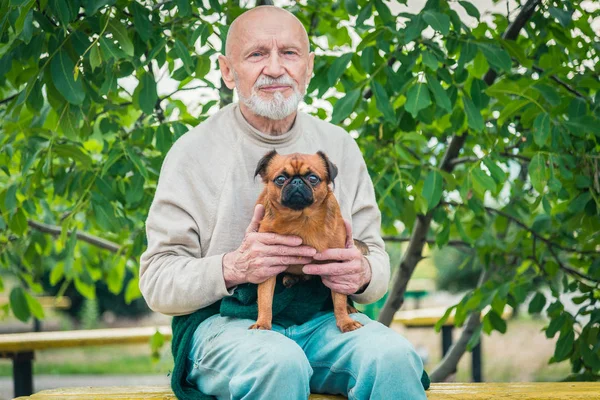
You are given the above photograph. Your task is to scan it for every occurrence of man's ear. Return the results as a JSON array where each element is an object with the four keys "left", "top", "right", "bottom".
[
  {"left": 254, "top": 150, "right": 278, "bottom": 180},
  {"left": 218, "top": 55, "right": 236, "bottom": 90},
  {"left": 317, "top": 151, "right": 338, "bottom": 184}
]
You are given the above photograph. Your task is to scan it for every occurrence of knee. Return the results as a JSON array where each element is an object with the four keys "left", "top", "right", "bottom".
[
  {"left": 358, "top": 330, "right": 423, "bottom": 374},
  {"left": 252, "top": 339, "right": 313, "bottom": 379}
]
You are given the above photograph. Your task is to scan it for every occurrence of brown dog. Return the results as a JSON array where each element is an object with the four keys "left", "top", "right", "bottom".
[{"left": 252, "top": 150, "right": 368, "bottom": 333}]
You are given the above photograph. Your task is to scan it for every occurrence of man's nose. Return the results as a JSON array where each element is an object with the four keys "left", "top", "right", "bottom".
[{"left": 263, "top": 51, "right": 285, "bottom": 78}]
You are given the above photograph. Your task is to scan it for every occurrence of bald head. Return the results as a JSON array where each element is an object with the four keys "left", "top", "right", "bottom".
[{"left": 225, "top": 6, "right": 310, "bottom": 58}]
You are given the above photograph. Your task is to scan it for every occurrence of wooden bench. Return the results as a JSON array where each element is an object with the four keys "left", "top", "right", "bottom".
[
  {"left": 0, "top": 296, "right": 71, "bottom": 332},
  {"left": 14, "top": 382, "right": 600, "bottom": 399},
  {"left": 394, "top": 306, "right": 513, "bottom": 382},
  {"left": 0, "top": 326, "right": 172, "bottom": 398}
]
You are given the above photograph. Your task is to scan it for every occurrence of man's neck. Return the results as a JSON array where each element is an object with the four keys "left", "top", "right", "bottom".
[{"left": 239, "top": 103, "right": 297, "bottom": 135}]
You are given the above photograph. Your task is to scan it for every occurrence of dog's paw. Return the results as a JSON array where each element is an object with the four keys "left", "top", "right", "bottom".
[
  {"left": 338, "top": 319, "right": 363, "bottom": 333},
  {"left": 249, "top": 321, "right": 272, "bottom": 330}
]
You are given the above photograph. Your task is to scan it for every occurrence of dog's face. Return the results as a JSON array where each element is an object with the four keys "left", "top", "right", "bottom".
[{"left": 255, "top": 151, "right": 338, "bottom": 211}]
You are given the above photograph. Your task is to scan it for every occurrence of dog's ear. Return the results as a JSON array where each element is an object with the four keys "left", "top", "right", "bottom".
[
  {"left": 317, "top": 151, "right": 338, "bottom": 184},
  {"left": 254, "top": 150, "right": 278, "bottom": 179}
]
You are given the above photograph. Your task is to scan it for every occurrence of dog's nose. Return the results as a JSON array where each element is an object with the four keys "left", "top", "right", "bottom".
[{"left": 291, "top": 177, "right": 303, "bottom": 186}]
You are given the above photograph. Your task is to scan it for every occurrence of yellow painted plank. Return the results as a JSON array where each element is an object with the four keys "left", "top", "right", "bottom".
[
  {"left": 0, "top": 326, "right": 172, "bottom": 352},
  {"left": 0, "top": 296, "right": 71, "bottom": 309},
  {"left": 16, "top": 383, "right": 600, "bottom": 399},
  {"left": 394, "top": 306, "right": 513, "bottom": 327}
]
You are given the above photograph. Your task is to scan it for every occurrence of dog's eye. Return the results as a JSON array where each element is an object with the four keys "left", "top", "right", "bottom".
[
  {"left": 307, "top": 174, "right": 320, "bottom": 185},
  {"left": 274, "top": 175, "right": 286, "bottom": 186}
]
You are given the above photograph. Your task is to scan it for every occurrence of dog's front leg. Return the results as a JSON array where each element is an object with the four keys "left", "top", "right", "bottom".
[
  {"left": 249, "top": 276, "right": 277, "bottom": 330},
  {"left": 332, "top": 292, "right": 362, "bottom": 333}
]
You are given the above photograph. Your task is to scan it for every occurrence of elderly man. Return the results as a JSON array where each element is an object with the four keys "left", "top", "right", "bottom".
[{"left": 140, "top": 5, "right": 427, "bottom": 400}]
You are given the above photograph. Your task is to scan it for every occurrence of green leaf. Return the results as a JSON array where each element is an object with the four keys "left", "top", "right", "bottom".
[
  {"left": 404, "top": 15, "right": 426, "bottom": 42},
  {"left": 4, "top": 184, "right": 17, "bottom": 213},
  {"left": 470, "top": 79, "right": 489, "bottom": 110},
  {"left": 155, "top": 125, "right": 173, "bottom": 154},
  {"left": 131, "top": 2, "right": 152, "bottom": 42},
  {"left": 373, "top": 0, "right": 393, "bottom": 23},
  {"left": 471, "top": 168, "right": 496, "bottom": 195},
  {"left": 372, "top": 81, "right": 395, "bottom": 123},
  {"left": 344, "top": 0, "right": 358, "bottom": 15},
  {"left": 466, "top": 325, "right": 482, "bottom": 351},
  {"left": 89, "top": 44, "right": 102, "bottom": 71},
  {"left": 175, "top": 0, "right": 192, "bottom": 17},
  {"left": 487, "top": 310, "right": 507, "bottom": 334},
  {"left": 549, "top": 7, "right": 572, "bottom": 27},
  {"left": 24, "top": 292, "right": 45, "bottom": 319},
  {"left": 331, "top": 89, "right": 361, "bottom": 124},
  {"left": 195, "top": 56, "right": 211, "bottom": 79},
  {"left": 554, "top": 330, "right": 574, "bottom": 362},
  {"left": 462, "top": 95, "right": 484, "bottom": 132},
  {"left": 74, "top": 277, "right": 96, "bottom": 300},
  {"left": 534, "top": 84, "right": 560, "bottom": 107},
  {"left": 357, "top": 29, "right": 383, "bottom": 52},
  {"left": 328, "top": 53, "right": 353, "bottom": 86},
  {"left": 568, "top": 192, "right": 592, "bottom": 213},
  {"left": 125, "top": 276, "right": 141, "bottom": 304},
  {"left": 477, "top": 43, "right": 512, "bottom": 72},
  {"left": 53, "top": 143, "right": 93, "bottom": 166},
  {"left": 422, "top": 10, "right": 450, "bottom": 35},
  {"left": 174, "top": 39, "right": 194, "bottom": 75},
  {"left": 108, "top": 19, "right": 134, "bottom": 57},
  {"left": 482, "top": 158, "right": 506, "bottom": 184},
  {"left": 533, "top": 113, "right": 551, "bottom": 147},
  {"left": 422, "top": 51, "right": 438, "bottom": 71},
  {"left": 426, "top": 74, "right": 451, "bottom": 112},
  {"left": 9, "top": 208, "right": 28, "bottom": 235},
  {"left": 125, "top": 147, "right": 149, "bottom": 179},
  {"left": 405, "top": 83, "right": 431, "bottom": 118},
  {"left": 422, "top": 170, "right": 443, "bottom": 211},
  {"left": 10, "top": 287, "right": 30, "bottom": 322},
  {"left": 501, "top": 39, "right": 531, "bottom": 68},
  {"left": 434, "top": 305, "right": 456, "bottom": 332},
  {"left": 51, "top": 50, "right": 84, "bottom": 105},
  {"left": 528, "top": 292, "right": 546, "bottom": 314},
  {"left": 458, "top": 1, "right": 480, "bottom": 20},
  {"left": 139, "top": 73, "right": 158, "bottom": 115},
  {"left": 529, "top": 153, "right": 547, "bottom": 193}
]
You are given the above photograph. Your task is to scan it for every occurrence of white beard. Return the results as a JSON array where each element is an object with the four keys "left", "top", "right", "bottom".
[{"left": 234, "top": 72, "right": 305, "bottom": 120}]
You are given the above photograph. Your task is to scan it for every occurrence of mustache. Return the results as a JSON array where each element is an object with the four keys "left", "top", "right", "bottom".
[{"left": 254, "top": 74, "right": 296, "bottom": 89}]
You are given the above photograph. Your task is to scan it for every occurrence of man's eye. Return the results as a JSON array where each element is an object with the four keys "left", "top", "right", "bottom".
[
  {"left": 250, "top": 52, "right": 262, "bottom": 57},
  {"left": 274, "top": 176, "right": 286, "bottom": 186},
  {"left": 307, "top": 175, "right": 320, "bottom": 185},
  {"left": 284, "top": 51, "right": 296, "bottom": 55}
]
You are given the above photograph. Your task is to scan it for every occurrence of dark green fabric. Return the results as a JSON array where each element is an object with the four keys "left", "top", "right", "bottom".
[{"left": 171, "top": 276, "right": 430, "bottom": 399}]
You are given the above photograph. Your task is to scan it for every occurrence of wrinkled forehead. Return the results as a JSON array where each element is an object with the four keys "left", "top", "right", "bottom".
[
  {"left": 271, "top": 154, "right": 326, "bottom": 176},
  {"left": 228, "top": 9, "right": 309, "bottom": 57}
]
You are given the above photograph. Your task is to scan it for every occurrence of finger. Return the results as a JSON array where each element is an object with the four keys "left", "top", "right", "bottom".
[
  {"left": 314, "top": 247, "right": 359, "bottom": 261},
  {"left": 260, "top": 256, "right": 314, "bottom": 266},
  {"left": 262, "top": 244, "right": 317, "bottom": 257},
  {"left": 302, "top": 261, "right": 362, "bottom": 276},
  {"left": 246, "top": 204, "right": 265, "bottom": 234},
  {"left": 343, "top": 219, "right": 353, "bottom": 248},
  {"left": 257, "top": 233, "right": 304, "bottom": 247},
  {"left": 320, "top": 278, "right": 355, "bottom": 295}
]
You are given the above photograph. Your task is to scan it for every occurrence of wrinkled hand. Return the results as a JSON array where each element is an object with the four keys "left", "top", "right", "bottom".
[
  {"left": 302, "top": 220, "right": 372, "bottom": 295},
  {"left": 222, "top": 204, "right": 317, "bottom": 288}
]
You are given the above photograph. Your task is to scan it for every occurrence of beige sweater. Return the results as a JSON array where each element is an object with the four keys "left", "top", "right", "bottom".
[{"left": 139, "top": 103, "right": 390, "bottom": 316}]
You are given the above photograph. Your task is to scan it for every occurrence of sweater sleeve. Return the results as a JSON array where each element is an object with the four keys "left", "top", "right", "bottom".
[
  {"left": 139, "top": 143, "right": 235, "bottom": 316},
  {"left": 343, "top": 138, "right": 391, "bottom": 305}
]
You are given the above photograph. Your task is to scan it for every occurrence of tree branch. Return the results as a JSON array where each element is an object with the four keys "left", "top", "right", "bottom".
[
  {"left": 27, "top": 220, "right": 122, "bottom": 253},
  {"left": 378, "top": 0, "right": 543, "bottom": 327},
  {"left": 430, "top": 268, "right": 492, "bottom": 382},
  {"left": 0, "top": 93, "right": 18, "bottom": 106}
]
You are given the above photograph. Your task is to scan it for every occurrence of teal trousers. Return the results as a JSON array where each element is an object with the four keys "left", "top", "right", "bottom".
[{"left": 185, "top": 310, "right": 427, "bottom": 400}]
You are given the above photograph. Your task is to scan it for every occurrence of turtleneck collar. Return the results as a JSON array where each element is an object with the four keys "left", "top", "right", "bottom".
[{"left": 232, "top": 103, "right": 303, "bottom": 147}]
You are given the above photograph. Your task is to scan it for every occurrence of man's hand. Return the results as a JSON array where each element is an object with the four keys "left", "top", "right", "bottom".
[
  {"left": 222, "top": 204, "right": 317, "bottom": 288},
  {"left": 302, "top": 220, "right": 372, "bottom": 295}
]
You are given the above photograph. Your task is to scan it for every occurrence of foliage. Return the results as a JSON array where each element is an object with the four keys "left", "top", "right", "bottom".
[{"left": 0, "top": 0, "right": 599, "bottom": 378}]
